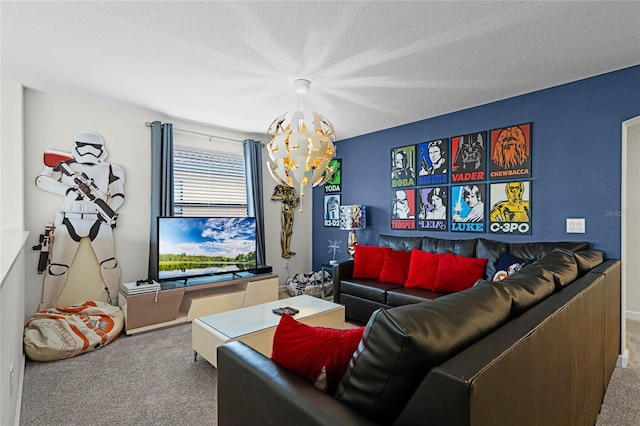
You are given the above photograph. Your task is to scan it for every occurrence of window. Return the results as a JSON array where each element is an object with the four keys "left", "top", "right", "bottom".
[{"left": 173, "top": 146, "right": 247, "bottom": 217}]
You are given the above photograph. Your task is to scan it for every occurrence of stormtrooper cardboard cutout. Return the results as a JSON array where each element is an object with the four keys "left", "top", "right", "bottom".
[{"left": 36, "top": 130, "right": 125, "bottom": 309}]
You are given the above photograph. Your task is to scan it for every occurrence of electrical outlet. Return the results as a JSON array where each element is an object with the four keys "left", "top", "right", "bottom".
[{"left": 566, "top": 218, "right": 586, "bottom": 233}]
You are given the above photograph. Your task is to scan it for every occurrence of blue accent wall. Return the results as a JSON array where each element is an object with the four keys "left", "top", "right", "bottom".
[{"left": 312, "top": 65, "right": 640, "bottom": 267}]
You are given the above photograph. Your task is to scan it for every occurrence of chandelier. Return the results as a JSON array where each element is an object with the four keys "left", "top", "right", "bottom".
[{"left": 266, "top": 79, "right": 337, "bottom": 211}]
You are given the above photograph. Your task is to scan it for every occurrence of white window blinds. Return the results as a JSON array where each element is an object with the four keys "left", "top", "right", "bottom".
[{"left": 173, "top": 146, "right": 247, "bottom": 217}]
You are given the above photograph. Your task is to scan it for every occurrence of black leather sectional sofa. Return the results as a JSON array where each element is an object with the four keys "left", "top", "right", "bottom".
[
  {"left": 333, "top": 234, "right": 597, "bottom": 323},
  {"left": 217, "top": 234, "right": 621, "bottom": 426}
]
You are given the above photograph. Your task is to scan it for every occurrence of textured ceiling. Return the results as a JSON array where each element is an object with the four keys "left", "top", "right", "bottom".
[{"left": 1, "top": 1, "right": 639, "bottom": 140}]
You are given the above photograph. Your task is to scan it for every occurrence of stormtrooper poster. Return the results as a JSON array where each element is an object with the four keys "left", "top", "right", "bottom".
[
  {"left": 34, "top": 130, "right": 125, "bottom": 309},
  {"left": 488, "top": 181, "right": 531, "bottom": 235},
  {"left": 324, "top": 158, "right": 342, "bottom": 193},
  {"left": 324, "top": 194, "right": 341, "bottom": 227},
  {"left": 391, "top": 188, "right": 416, "bottom": 230},
  {"left": 391, "top": 145, "right": 416, "bottom": 188},
  {"left": 451, "top": 131, "right": 486, "bottom": 183},
  {"left": 417, "top": 139, "right": 448, "bottom": 186},
  {"left": 450, "top": 184, "right": 486, "bottom": 233},
  {"left": 489, "top": 123, "right": 532, "bottom": 180},
  {"left": 417, "top": 186, "right": 447, "bottom": 231}
]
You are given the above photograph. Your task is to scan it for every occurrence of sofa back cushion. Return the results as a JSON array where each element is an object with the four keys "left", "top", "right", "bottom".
[
  {"left": 476, "top": 238, "right": 509, "bottom": 280},
  {"left": 532, "top": 249, "right": 579, "bottom": 289},
  {"left": 378, "top": 234, "right": 423, "bottom": 251},
  {"left": 508, "top": 241, "right": 589, "bottom": 261},
  {"left": 335, "top": 282, "right": 513, "bottom": 424},
  {"left": 421, "top": 236, "right": 477, "bottom": 257},
  {"left": 490, "top": 263, "right": 557, "bottom": 317}
]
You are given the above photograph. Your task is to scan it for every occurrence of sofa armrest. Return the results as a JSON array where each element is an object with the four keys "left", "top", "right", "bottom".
[
  {"left": 332, "top": 259, "right": 354, "bottom": 303},
  {"left": 217, "top": 341, "right": 375, "bottom": 426}
]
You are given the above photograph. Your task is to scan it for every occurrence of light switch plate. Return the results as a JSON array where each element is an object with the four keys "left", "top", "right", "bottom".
[{"left": 566, "top": 218, "right": 586, "bottom": 233}]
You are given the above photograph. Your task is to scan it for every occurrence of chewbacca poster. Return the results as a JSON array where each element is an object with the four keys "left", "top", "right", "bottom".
[{"left": 489, "top": 123, "right": 532, "bottom": 180}]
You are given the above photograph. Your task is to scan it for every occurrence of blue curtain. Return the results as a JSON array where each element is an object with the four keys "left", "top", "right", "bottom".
[
  {"left": 148, "top": 121, "right": 174, "bottom": 280},
  {"left": 244, "top": 139, "right": 266, "bottom": 266}
]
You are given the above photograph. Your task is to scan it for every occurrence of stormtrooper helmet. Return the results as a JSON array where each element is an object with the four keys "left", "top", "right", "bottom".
[{"left": 72, "top": 130, "right": 107, "bottom": 164}]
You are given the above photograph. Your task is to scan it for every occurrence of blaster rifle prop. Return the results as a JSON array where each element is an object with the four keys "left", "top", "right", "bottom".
[
  {"left": 32, "top": 222, "right": 54, "bottom": 274},
  {"left": 420, "top": 147, "right": 429, "bottom": 172},
  {"left": 54, "top": 161, "right": 118, "bottom": 226}
]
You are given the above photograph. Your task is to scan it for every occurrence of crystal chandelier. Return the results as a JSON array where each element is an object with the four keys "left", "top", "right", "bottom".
[{"left": 266, "top": 79, "right": 337, "bottom": 211}]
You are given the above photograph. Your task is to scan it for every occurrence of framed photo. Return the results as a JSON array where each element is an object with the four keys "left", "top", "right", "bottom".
[
  {"left": 323, "top": 194, "right": 341, "bottom": 227},
  {"left": 417, "top": 186, "right": 447, "bottom": 231},
  {"left": 391, "top": 188, "right": 416, "bottom": 230},
  {"left": 488, "top": 181, "right": 531, "bottom": 235},
  {"left": 451, "top": 131, "right": 487, "bottom": 183},
  {"left": 489, "top": 123, "right": 532, "bottom": 180},
  {"left": 391, "top": 145, "right": 417, "bottom": 188},
  {"left": 324, "top": 158, "right": 342, "bottom": 193},
  {"left": 417, "top": 138, "right": 448, "bottom": 186},
  {"left": 450, "top": 183, "right": 486, "bottom": 233}
]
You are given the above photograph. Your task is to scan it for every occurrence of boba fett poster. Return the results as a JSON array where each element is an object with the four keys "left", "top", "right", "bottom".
[
  {"left": 391, "top": 145, "right": 416, "bottom": 188},
  {"left": 488, "top": 181, "right": 531, "bottom": 235}
]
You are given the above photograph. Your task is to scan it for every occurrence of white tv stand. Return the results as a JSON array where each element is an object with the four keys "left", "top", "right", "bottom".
[{"left": 118, "top": 272, "right": 278, "bottom": 335}]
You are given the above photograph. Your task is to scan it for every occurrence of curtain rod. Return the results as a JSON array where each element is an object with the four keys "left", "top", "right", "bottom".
[{"left": 145, "top": 121, "right": 246, "bottom": 144}]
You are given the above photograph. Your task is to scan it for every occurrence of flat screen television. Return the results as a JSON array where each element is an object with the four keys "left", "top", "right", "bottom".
[{"left": 157, "top": 216, "right": 257, "bottom": 281}]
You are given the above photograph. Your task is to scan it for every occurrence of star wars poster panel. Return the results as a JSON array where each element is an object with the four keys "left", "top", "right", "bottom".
[
  {"left": 391, "top": 145, "right": 416, "bottom": 188},
  {"left": 451, "top": 131, "right": 487, "bottom": 184},
  {"left": 489, "top": 181, "right": 532, "bottom": 235},
  {"left": 324, "top": 158, "right": 342, "bottom": 193},
  {"left": 391, "top": 188, "right": 416, "bottom": 230},
  {"left": 489, "top": 123, "right": 532, "bottom": 180},
  {"left": 417, "top": 138, "right": 448, "bottom": 186},
  {"left": 417, "top": 186, "right": 448, "bottom": 232},
  {"left": 450, "top": 183, "right": 486, "bottom": 233},
  {"left": 324, "top": 194, "right": 341, "bottom": 227}
]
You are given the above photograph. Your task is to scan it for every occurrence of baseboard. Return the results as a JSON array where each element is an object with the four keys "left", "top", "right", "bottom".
[
  {"left": 617, "top": 348, "right": 629, "bottom": 368},
  {"left": 14, "top": 354, "right": 25, "bottom": 426},
  {"left": 626, "top": 310, "right": 640, "bottom": 321}
]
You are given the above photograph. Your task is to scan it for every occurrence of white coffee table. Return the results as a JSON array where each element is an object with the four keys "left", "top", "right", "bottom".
[{"left": 192, "top": 295, "right": 345, "bottom": 367}]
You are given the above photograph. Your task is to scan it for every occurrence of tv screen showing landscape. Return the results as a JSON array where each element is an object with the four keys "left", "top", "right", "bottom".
[{"left": 158, "top": 216, "right": 257, "bottom": 280}]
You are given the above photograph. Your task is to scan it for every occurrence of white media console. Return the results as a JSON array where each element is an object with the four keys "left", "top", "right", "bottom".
[{"left": 118, "top": 272, "right": 278, "bottom": 335}]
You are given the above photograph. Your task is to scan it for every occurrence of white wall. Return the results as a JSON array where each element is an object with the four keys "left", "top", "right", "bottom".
[
  {"left": 22, "top": 88, "right": 312, "bottom": 315},
  {"left": 1, "top": 80, "right": 27, "bottom": 426}
]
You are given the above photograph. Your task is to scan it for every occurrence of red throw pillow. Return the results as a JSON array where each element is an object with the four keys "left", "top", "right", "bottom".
[
  {"left": 271, "top": 314, "right": 365, "bottom": 393},
  {"left": 378, "top": 249, "right": 412, "bottom": 285},
  {"left": 405, "top": 249, "right": 440, "bottom": 289},
  {"left": 353, "top": 245, "right": 391, "bottom": 280},
  {"left": 433, "top": 253, "right": 487, "bottom": 293}
]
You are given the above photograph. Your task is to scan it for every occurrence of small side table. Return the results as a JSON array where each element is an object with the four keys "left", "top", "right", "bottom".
[{"left": 321, "top": 262, "right": 337, "bottom": 299}]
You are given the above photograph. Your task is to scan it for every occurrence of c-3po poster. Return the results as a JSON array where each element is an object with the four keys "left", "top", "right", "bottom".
[
  {"left": 417, "top": 139, "right": 448, "bottom": 186},
  {"left": 489, "top": 123, "right": 532, "bottom": 180},
  {"left": 450, "top": 184, "right": 486, "bottom": 233},
  {"left": 391, "top": 188, "right": 416, "bottom": 230},
  {"left": 451, "top": 131, "right": 486, "bottom": 183},
  {"left": 489, "top": 181, "right": 531, "bottom": 235},
  {"left": 391, "top": 145, "right": 416, "bottom": 188},
  {"left": 417, "top": 186, "right": 447, "bottom": 231}
]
